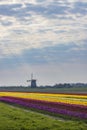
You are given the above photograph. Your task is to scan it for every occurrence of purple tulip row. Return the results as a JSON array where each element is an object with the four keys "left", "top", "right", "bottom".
[
  {"left": 0, "top": 96, "right": 87, "bottom": 119},
  {"left": 2, "top": 96, "right": 87, "bottom": 113}
]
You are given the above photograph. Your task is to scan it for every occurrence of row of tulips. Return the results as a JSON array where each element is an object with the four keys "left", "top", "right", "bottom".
[
  {"left": 0, "top": 96, "right": 87, "bottom": 119},
  {"left": 0, "top": 92, "right": 87, "bottom": 106},
  {"left": 1, "top": 96, "right": 87, "bottom": 113}
]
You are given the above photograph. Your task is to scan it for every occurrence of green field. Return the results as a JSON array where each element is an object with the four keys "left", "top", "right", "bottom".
[
  {"left": 0, "top": 102, "right": 87, "bottom": 130},
  {"left": 0, "top": 86, "right": 87, "bottom": 94}
]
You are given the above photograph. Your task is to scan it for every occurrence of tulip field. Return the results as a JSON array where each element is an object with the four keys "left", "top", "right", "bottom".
[
  {"left": 0, "top": 91, "right": 87, "bottom": 129},
  {"left": 0, "top": 92, "right": 87, "bottom": 119}
]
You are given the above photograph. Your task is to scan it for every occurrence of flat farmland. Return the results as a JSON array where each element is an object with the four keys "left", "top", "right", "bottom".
[
  {"left": 0, "top": 91, "right": 87, "bottom": 130},
  {"left": 0, "top": 102, "right": 87, "bottom": 130},
  {"left": 0, "top": 87, "right": 87, "bottom": 94}
]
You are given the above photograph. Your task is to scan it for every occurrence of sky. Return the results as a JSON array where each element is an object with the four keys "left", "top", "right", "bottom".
[{"left": 0, "top": 0, "right": 87, "bottom": 86}]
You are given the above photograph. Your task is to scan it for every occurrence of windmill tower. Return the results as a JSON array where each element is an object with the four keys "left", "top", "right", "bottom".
[{"left": 27, "top": 73, "right": 37, "bottom": 88}]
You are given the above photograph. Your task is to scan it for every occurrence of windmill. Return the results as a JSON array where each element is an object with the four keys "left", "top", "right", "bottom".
[{"left": 27, "top": 73, "right": 37, "bottom": 88}]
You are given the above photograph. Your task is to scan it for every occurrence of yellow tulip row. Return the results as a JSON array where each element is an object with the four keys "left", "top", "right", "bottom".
[{"left": 0, "top": 92, "right": 87, "bottom": 106}]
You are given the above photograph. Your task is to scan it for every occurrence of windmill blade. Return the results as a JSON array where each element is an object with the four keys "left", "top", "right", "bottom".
[
  {"left": 27, "top": 80, "right": 31, "bottom": 82},
  {"left": 31, "top": 73, "right": 33, "bottom": 80}
]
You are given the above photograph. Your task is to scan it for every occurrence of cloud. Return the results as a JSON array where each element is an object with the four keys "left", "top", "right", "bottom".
[
  {"left": 0, "top": 0, "right": 87, "bottom": 85},
  {"left": 0, "top": 43, "right": 87, "bottom": 71},
  {"left": 0, "top": 0, "right": 87, "bottom": 61}
]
